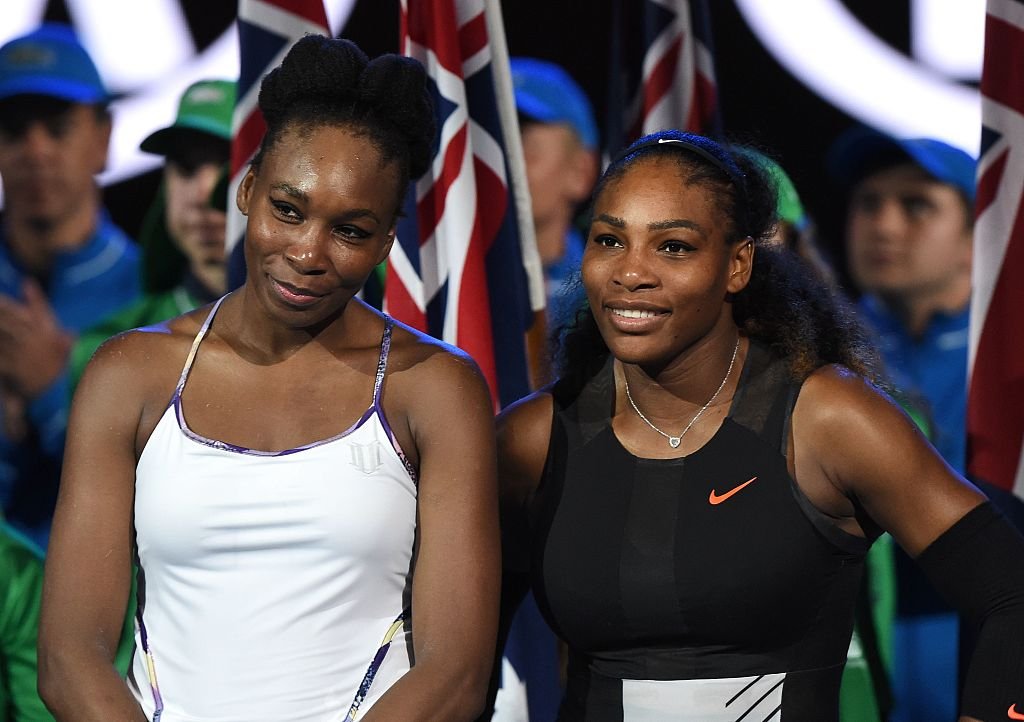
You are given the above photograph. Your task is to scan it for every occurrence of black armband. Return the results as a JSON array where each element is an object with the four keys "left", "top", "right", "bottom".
[{"left": 915, "top": 501, "right": 1024, "bottom": 720}]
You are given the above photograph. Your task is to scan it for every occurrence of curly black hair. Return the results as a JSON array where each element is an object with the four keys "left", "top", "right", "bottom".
[
  {"left": 554, "top": 130, "right": 882, "bottom": 391},
  {"left": 251, "top": 35, "right": 436, "bottom": 209}
]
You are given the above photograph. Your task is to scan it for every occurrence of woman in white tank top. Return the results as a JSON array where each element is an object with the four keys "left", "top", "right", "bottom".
[{"left": 38, "top": 35, "right": 499, "bottom": 722}]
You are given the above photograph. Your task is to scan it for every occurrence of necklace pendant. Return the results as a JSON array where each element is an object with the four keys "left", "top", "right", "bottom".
[{"left": 668, "top": 436, "right": 681, "bottom": 448}]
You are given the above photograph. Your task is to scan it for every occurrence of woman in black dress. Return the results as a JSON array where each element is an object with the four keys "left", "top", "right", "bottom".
[{"left": 495, "top": 131, "right": 1024, "bottom": 721}]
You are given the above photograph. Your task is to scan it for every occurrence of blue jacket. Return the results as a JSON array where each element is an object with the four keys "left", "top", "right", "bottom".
[
  {"left": 0, "top": 213, "right": 140, "bottom": 548},
  {"left": 859, "top": 294, "right": 969, "bottom": 474}
]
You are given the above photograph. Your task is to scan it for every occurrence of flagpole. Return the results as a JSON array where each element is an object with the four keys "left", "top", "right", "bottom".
[
  {"left": 482, "top": 0, "right": 545, "bottom": 318},
  {"left": 482, "top": 0, "right": 552, "bottom": 389}
]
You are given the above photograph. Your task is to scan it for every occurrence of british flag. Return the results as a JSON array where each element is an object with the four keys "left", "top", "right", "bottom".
[
  {"left": 968, "top": 0, "right": 1024, "bottom": 499},
  {"left": 607, "top": 0, "right": 718, "bottom": 153},
  {"left": 386, "top": 0, "right": 543, "bottom": 408},
  {"left": 226, "top": 0, "right": 331, "bottom": 285}
]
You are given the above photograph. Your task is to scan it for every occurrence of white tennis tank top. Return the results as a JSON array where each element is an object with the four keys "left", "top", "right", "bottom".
[{"left": 129, "top": 297, "right": 418, "bottom": 721}]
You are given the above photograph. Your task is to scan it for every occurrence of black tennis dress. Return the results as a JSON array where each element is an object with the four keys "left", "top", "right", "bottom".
[{"left": 528, "top": 343, "right": 873, "bottom": 721}]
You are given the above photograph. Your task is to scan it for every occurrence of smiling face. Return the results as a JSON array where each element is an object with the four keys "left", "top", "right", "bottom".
[
  {"left": 582, "top": 156, "right": 753, "bottom": 369},
  {"left": 236, "top": 124, "right": 399, "bottom": 328}
]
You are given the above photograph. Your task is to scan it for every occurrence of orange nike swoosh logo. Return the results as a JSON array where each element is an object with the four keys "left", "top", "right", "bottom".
[
  {"left": 709, "top": 476, "right": 758, "bottom": 505},
  {"left": 1009, "top": 704, "right": 1024, "bottom": 720}
]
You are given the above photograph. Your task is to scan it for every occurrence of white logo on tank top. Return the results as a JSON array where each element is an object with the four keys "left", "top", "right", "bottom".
[{"left": 349, "top": 441, "right": 384, "bottom": 474}]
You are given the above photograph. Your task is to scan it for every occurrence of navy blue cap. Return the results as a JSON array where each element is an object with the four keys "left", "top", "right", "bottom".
[
  {"left": 510, "top": 57, "right": 598, "bottom": 150},
  {"left": 828, "top": 126, "right": 976, "bottom": 203},
  {"left": 0, "top": 23, "right": 107, "bottom": 104}
]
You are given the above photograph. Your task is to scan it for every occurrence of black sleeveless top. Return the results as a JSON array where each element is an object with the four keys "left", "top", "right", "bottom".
[{"left": 528, "top": 343, "right": 872, "bottom": 721}]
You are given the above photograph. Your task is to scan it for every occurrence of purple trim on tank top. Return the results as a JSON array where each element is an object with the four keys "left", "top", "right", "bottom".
[
  {"left": 370, "top": 324, "right": 418, "bottom": 482},
  {"left": 173, "top": 400, "right": 378, "bottom": 457},
  {"left": 168, "top": 298, "right": 418, "bottom": 483},
  {"left": 135, "top": 608, "right": 165, "bottom": 718}
]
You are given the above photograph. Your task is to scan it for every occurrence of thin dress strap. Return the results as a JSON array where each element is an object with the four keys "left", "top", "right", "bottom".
[
  {"left": 173, "top": 295, "right": 228, "bottom": 399},
  {"left": 372, "top": 316, "right": 394, "bottom": 407},
  {"left": 371, "top": 316, "right": 417, "bottom": 484}
]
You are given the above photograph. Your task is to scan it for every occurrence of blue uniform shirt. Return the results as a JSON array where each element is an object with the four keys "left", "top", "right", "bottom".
[
  {"left": 545, "top": 227, "right": 585, "bottom": 330},
  {"left": 859, "top": 294, "right": 969, "bottom": 474},
  {"left": 0, "top": 213, "right": 140, "bottom": 547}
]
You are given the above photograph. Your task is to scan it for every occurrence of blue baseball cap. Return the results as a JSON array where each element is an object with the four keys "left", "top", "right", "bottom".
[
  {"left": 0, "top": 23, "right": 107, "bottom": 104},
  {"left": 510, "top": 57, "right": 598, "bottom": 150},
  {"left": 827, "top": 126, "right": 976, "bottom": 203}
]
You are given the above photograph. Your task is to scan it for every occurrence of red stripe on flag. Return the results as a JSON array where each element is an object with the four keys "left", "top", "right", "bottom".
[
  {"left": 416, "top": 123, "right": 468, "bottom": 236},
  {"left": 231, "top": 111, "right": 266, "bottom": 176},
  {"left": 473, "top": 157, "right": 508, "bottom": 252},
  {"left": 459, "top": 12, "right": 488, "bottom": 61},
  {"left": 455, "top": 218, "right": 498, "bottom": 398},
  {"left": 643, "top": 34, "right": 683, "bottom": 119},
  {"left": 975, "top": 147, "right": 1009, "bottom": 218},
  {"left": 384, "top": 264, "right": 427, "bottom": 332},
  {"left": 693, "top": 72, "right": 717, "bottom": 132},
  {"left": 405, "top": 0, "right": 464, "bottom": 77},
  {"left": 981, "top": 15, "right": 1024, "bottom": 116},
  {"left": 461, "top": 154, "right": 510, "bottom": 400},
  {"left": 968, "top": 195, "right": 1024, "bottom": 488},
  {"left": 263, "top": 0, "right": 329, "bottom": 23}
]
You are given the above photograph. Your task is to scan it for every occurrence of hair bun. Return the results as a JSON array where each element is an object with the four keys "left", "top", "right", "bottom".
[
  {"left": 258, "top": 35, "right": 368, "bottom": 128},
  {"left": 359, "top": 55, "right": 436, "bottom": 179},
  {"left": 253, "top": 35, "right": 438, "bottom": 195}
]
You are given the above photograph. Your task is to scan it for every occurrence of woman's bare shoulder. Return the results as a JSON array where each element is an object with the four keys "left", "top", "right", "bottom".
[
  {"left": 384, "top": 315, "right": 489, "bottom": 388},
  {"left": 498, "top": 390, "right": 554, "bottom": 436},
  {"left": 794, "top": 364, "right": 902, "bottom": 432},
  {"left": 79, "top": 307, "right": 210, "bottom": 410},
  {"left": 496, "top": 390, "right": 554, "bottom": 503}
]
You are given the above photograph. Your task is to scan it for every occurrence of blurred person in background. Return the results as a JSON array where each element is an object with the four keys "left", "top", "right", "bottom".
[
  {"left": 511, "top": 57, "right": 599, "bottom": 328},
  {"left": 0, "top": 24, "right": 140, "bottom": 549},
  {"left": 829, "top": 127, "right": 975, "bottom": 722},
  {"left": 69, "top": 79, "right": 235, "bottom": 391}
]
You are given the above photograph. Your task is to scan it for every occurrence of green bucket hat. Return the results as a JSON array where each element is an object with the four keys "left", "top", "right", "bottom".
[{"left": 140, "top": 79, "right": 235, "bottom": 155}]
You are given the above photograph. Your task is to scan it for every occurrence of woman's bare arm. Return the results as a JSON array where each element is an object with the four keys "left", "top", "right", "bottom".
[
  {"left": 793, "top": 367, "right": 1024, "bottom": 722},
  {"left": 477, "top": 391, "right": 556, "bottom": 719},
  {"left": 361, "top": 347, "right": 500, "bottom": 721},
  {"left": 38, "top": 333, "right": 155, "bottom": 721}
]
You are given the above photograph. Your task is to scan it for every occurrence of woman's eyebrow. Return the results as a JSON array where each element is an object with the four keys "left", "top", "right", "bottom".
[
  {"left": 271, "top": 182, "right": 308, "bottom": 201},
  {"left": 594, "top": 213, "right": 625, "bottom": 228},
  {"left": 594, "top": 213, "right": 704, "bottom": 233},
  {"left": 648, "top": 218, "right": 704, "bottom": 232}
]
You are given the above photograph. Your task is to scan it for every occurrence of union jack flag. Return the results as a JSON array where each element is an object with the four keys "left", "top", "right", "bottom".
[
  {"left": 389, "top": 4, "right": 557, "bottom": 720},
  {"left": 226, "top": 0, "right": 331, "bottom": 286},
  {"left": 968, "top": 0, "right": 1024, "bottom": 500},
  {"left": 607, "top": 0, "right": 719, "bottom": 153},
  {"left": 387, "top": 0, "right": 543, "bottom": 408}
]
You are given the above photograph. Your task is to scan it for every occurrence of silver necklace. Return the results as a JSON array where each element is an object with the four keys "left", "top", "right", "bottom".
[{"left": 623, "top": 338, "right": 740, "bottom": 449}]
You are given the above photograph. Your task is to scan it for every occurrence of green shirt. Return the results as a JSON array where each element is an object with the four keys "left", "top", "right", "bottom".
[{"left": 0, "top": 525, "right": 53, "bottom": 721}]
